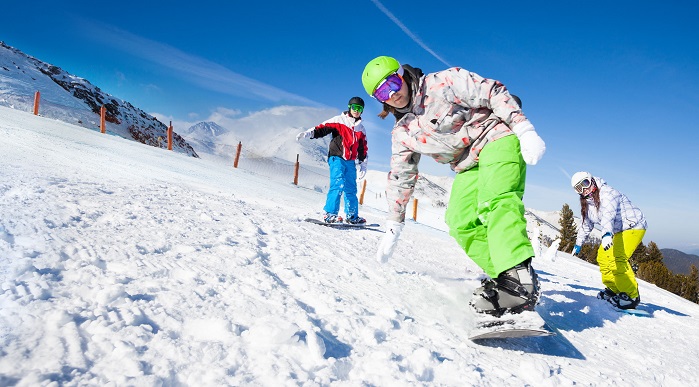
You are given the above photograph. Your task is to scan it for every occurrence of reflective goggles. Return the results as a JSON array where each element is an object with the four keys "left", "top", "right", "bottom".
[
  {"left": 573, "top": 178, "right": 593, "bottom": 194},
  {"left": 372, "top": 73, "right": 403, "bottom": 102},
  {"left": 349, "top": 103, "right": 364, "bottom": 113}
]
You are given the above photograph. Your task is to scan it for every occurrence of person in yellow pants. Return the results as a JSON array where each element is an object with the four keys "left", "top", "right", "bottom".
[
  {"left": 570, "top": 172, "right": 647, "bottom": 309},
  {"left": 596, "top": 229, "right": 646, "bottom": 299}
]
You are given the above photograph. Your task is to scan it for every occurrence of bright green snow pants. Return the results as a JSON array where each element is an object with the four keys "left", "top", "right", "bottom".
[
  {"left": 596, "top": 229, "right": 645, "bottom": 298},
  {"left": 445, "top": 134, "right": 534, "bottom": 278}
]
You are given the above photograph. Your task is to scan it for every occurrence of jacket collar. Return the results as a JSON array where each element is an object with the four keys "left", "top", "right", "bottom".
[{"left": 394, "top": 64, "right": 424, "bottom": 116}]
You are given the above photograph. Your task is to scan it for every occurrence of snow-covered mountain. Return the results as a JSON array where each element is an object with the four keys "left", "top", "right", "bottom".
[
  {"left": 183, "top": 121, "right": 228, "bottom": 138},
  {"left": 181, "top": 105, "right": 337, "bottom": 169},
  {"left": 0, "top": 42, "right": 197, "bottom": 157},
  {"left": 179, "top": 121, "right": 228, "bottom": 155},
  {"left": 3, "top": 105, "right": 699, "bottom": 386}
]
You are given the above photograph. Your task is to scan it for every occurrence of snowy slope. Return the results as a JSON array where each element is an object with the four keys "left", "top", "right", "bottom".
[
  {"left": 0, "top": 42, "right": 197, "bottom": 157},
  {"left": 1, "top": 106, "right": 698, "bottom": 386}
]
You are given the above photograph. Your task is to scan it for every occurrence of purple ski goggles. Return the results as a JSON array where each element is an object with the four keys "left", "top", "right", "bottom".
[{"left": 372, "top": 73, "right": 403, "bottom": 102}]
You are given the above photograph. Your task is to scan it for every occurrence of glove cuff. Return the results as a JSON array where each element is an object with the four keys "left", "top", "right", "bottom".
[{"left": 512, "top": 121, "right": 534, "bottom": 137}]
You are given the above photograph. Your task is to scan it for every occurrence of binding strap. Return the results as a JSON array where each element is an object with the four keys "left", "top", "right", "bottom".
[{"left": 479, "top": 280, "right": 506, "bottom": 317}]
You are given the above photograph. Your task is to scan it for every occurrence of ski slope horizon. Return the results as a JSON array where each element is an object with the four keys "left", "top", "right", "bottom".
[{"left": 1, "top": 106, "right": 698, "bottom": 385}]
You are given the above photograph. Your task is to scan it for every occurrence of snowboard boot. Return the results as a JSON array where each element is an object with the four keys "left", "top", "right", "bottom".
[
  {"left": 611, "top": 292, "right": 640, "bottom": 310},
  {"left": 470, "top": 258, "right": 540, "bottom": 317},
  {"left": 597, "top": 288, "right": 616, "bottom": 301},
  {"left": 345, "top": 215, "right": 366, "bottom": 225},
  {"left": 323, "top": 213, "right": 343, "bottom": 224}
]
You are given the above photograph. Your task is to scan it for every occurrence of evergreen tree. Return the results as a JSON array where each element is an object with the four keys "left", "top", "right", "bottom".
[
  {"left": 681, "top": 265, "right": 699, "bottom": 304},
  {"left": 637, "top": 260, "right": 668, "bottom": 288},
  {"left": 637, "top": 242, "right": 662, "bottom": 284},
  {"left": 667, "top": 272, "right": 684, "bottom": 295},
  {"left": 636, "top": 243, "right": 687, "bottom": 298},
  {"left": 579, "top": 237, "right": 600, "bottom": 265},
  {"left": 646, "top": 242, "right": 664, "bottom": 263},
  {"left": 558, "top": 203, "right": 577, "bottom": 253},
  {"left": 629, "top": 241, "right": 647, "bottom": 271}
]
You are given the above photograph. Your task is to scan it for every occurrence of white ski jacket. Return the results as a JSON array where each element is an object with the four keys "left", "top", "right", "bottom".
[
  {"left": 385, "top": 66, "right": 534, "bottom": 223},
  {"left": 575, "top": 177, "right": 647, "bottom": 246}
]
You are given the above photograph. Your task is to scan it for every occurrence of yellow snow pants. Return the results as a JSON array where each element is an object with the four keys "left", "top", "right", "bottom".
[
  {"left": 445, "top": 135, "right": 534, "bottom": 278},
  {"left": 596, "top": 229, "right": 645, "bottom": 298}
]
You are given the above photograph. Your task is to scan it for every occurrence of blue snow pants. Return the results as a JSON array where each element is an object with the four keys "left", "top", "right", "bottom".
[{"left": 323, "top": 156, "right": 359, "bottom": 217}]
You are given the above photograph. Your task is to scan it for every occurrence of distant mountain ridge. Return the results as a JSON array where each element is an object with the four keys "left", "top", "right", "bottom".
[
  {"left": 661, "top": 249, "right": 699, "bottom": 275},
  {"left": 184, "top": 121, "right": 228, "bottom": 138},
  {"left": 0, "top": 41, "right": 198, "bottom": 157},
  {"left": 181, "top": 121, "right": 228, "bottom": 155}
]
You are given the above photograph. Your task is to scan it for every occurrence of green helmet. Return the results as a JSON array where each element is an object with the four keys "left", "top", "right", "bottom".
[{"left": 362, "top": 56, "right": 401, "bottom": 96}]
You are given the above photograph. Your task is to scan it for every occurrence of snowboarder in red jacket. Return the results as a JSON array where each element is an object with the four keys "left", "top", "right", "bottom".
[{"left": 296, "top": 97, "right": 368, "bottom": 224}]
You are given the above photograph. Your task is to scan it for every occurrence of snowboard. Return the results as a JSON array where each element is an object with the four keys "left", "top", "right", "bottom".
[
  {"left": 468, "top": 311, "right": 556, "bottom": 341},
  {"left": 613, "top": 307, "right": 651, "bottom": 317},
  {"left": 304, "top": 218, "right": 381, "bottom": 230},
  {"left": 600, "top": 297, "right": 652, "bottom": 316}
]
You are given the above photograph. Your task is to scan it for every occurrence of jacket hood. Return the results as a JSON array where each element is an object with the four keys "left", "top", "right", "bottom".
[{"left": 394, "top": 64, "right": 424, "bottom": 118}]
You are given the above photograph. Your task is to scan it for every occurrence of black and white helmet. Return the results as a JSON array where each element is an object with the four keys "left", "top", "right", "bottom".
[
  {"left": 571, "top": 171, "right": 594, "bottom": 195},
  {"left": 348, "top": 96, "right": 365, "bottom": 108}
]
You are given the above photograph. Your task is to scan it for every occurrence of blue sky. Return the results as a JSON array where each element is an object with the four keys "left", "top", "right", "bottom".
[{"left": 3, "top": 0, "right": 699, "bottom": 252}]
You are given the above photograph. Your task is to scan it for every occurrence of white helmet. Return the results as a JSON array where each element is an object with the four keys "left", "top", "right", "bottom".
[{"left": 571, "top": 171, "right": 593, "bottom": 194}]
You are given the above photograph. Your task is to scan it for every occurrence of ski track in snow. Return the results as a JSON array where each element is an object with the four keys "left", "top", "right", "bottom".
[{"left": 1, "top": 106, "right": 699, "bottom": 385}]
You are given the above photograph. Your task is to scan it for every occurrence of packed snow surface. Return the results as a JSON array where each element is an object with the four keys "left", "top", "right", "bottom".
[{"left": 1, "top": 106, "right": 698, "bottom": 385}]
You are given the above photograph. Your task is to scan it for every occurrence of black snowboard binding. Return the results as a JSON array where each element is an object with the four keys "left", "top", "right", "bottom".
[{"left": 470, "top": 258, "right": 540, "bottom": 318}]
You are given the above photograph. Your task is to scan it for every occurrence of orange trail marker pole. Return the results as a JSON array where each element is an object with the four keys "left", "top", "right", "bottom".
[
  {"left": 293, "top": 154, "right": 300, "bottom": 185},
  {"left": 100, "top": 106, "right": 106, "bottom": 133},
  {"left": 359, "top": 179, "right": 367, "bottom": 205},
  {"left": 234, "top": 142, "right": 242, "bottom": 168},
  {"left": 33, "top": 91, "right": 40, "bottom": 115},
  {"left": 167, "top": 122, "right": 173, "bottom": 150}
]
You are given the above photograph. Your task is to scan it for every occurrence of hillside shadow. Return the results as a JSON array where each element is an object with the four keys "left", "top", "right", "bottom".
[
  {"left": 536, "top": 270, "right": 628, "bottom": 329},
  {"left": 539, "top": 290, "right": 626, "bottom": 332},
  {"left": 558, "top": 283, "right": 687, "bottom": 317},
  {"left": 634, "top": 302, "right": 688, "bottom": 317},
  {"left": 538, "top": 271, "right": 690, "bottom": 329}
]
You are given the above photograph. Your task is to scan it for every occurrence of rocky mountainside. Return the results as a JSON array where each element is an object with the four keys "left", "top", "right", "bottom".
[{"left": 0, "top": 41, "right": 197, "bottom": 157}]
